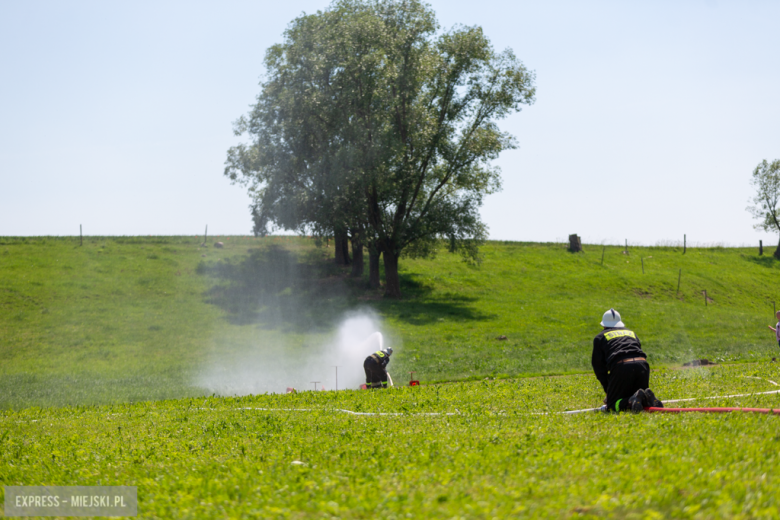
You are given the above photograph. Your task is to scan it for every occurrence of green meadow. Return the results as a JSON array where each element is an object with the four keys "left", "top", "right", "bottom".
[
  {"left": 1, "top": 236, "right": 779, "bottom": 408},
  {"left": 2, "top": 363, "right": 780, "bottom": 519},
  {"left": 3, "top": 236, "right": 780, "bottom": 518}
]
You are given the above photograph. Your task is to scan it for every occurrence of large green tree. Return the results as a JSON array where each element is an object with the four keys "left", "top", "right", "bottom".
[
  {"left": 748, "top": 159, "right": 780, "bottom": 259},
  {"left": 225, "top": 0, "right": 535, "bottom": 297}
]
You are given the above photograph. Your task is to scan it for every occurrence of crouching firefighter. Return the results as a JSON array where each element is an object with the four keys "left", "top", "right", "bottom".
[
  {"left": 363, "top": 347, "right": 393, "bottom": 389},
  {"left": 592, "top": 309, "right": 663, "bottom": 413}
]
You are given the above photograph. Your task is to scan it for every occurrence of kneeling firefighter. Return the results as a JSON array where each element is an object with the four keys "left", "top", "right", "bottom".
[
  {"left": 592, "top": 308, "right": 663, "bottom": 413},
  {"left": 363, "top": 347, "right": 393, "bottom": 389}
]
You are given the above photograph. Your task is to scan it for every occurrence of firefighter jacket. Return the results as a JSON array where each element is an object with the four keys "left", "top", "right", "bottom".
[
  {"left": 367, "top": 350, "right": 391, "bottom": 369},
  {"left": 591, "top": 327, "right": 647, "bottom": 392}
]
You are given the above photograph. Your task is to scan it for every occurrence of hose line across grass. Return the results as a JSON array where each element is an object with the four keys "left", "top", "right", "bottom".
[
  {"left": 560, "top": 384, "right": 780, "bottom": 415},
  {"left": 646, "top": 407, "right": 780, "bottom": 414},
  {"left": 200, "top": 382, "right": 780, "bottom": 417}
]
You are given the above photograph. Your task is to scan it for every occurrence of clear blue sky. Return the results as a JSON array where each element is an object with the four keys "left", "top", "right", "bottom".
[{"left": 2, "top": 0, "right": 778, "bottom": 246}]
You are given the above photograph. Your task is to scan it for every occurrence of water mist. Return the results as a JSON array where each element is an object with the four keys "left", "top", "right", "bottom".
[{"left": 195, "top": 309, "right": 393, "bottom": 395}]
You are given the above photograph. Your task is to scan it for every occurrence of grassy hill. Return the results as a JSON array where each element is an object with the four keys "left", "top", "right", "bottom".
[
  {"left": 1, "top": 235, "right": 779, "bottom": 408},
  {"left": 3, "top": 236, "right": 780, "bottom": 518}
]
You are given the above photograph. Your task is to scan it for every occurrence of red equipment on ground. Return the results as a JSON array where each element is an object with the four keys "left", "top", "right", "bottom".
[{"left": 646, "top": 407, "right": 780, "bottom": 414}]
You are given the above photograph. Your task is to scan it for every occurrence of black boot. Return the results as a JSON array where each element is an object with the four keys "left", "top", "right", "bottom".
[
  {"left": 628, "top": 389, "right": 646, "bottom": 413},
  {"left": 644, "top": 388, "right": 663, "bottom": 408}
]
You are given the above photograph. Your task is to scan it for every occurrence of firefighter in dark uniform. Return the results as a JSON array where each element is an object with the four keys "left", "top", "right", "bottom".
[
  {"left": 364, "top": 347, "right": 393, "bottom": 389},
  {"left": 592, "top": 309, "right": 663, "bottom": 413}
]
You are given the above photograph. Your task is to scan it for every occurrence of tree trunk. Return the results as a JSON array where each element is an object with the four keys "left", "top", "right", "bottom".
[
  {"left": 774, "top": 236, "right": 780, "bottom": 260},
  {"left": 341, "top": 236, "right": 351, "bottom": 265},
  {"left": 334, "top": 235, "right": 344, "bottom": 265},
  {"left": 369, "top": 248, "right": 381, "bottom": 289},
  {"left": 383, "top": 250, "right": 401, "bottom": 298},
  {"left": 351, "top": 235, "right": 364, "bottom": 277},
  {"left": 334, "top": 232, "right": 350, "bottom": 265}
]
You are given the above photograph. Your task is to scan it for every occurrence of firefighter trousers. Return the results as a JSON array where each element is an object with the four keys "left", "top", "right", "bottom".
[
  {"left": 606, "top": 360, "right": 650, "bottom": 412},
  {"left": 363, "top": 358, "right": 388, "bottom": 389}
]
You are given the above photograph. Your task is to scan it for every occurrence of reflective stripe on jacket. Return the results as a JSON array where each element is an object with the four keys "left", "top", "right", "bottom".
[
  {"left": 368, "top": 350, "right": 390, "bottom": 369},
  {"left": 591, "top": 327, "right": 646, "bottom": 392}
]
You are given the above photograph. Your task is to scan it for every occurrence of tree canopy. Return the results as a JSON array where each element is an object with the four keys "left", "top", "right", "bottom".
[
  {"left": 747, "top": 159, "right": 780, "bottom": 258},
  {"left": 225, "top": 0, "right": 536, "bottom": 296}
]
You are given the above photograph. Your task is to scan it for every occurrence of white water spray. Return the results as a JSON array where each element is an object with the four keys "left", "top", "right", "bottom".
[
  {"left": 357, "top": 331, "right": 383, "bottom": 352},
  {"left": 195, "top": 309, "right": 392, "bottom": 395}
]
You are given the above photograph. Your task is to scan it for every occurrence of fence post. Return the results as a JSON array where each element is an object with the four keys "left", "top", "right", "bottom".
[
  {"left": 760, "top": 240, "right": 763, "bottom": 255},
  {"left": 641, "top": 258, "right": 645, "bottom": 274},
  {"left": 568, "top": 234, "right": 582, "bottom": 252},
  {"left": 601, "top": 246, "right": 606, "bottom": 266},
  {"left": 683, "top": 234, "right": 686, "bottom": 254},
  {"left": 676, "top": 269, "right": 681, "bottom": 296}
]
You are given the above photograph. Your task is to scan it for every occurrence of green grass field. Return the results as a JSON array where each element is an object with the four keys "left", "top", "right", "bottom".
[
  {"left": 3, "top": 236, "right": 780, "bottom": 518},
  {"left": 2, "top": 363, "right": 780, "bottom": 518},
  {"left": 2, "top": 236, "right": 780, "bottom": 408}
]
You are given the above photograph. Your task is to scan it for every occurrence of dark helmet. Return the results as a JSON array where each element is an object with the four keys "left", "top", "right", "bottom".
[{"left": 383, "top": 347, "right": 393, "bottom": 356}]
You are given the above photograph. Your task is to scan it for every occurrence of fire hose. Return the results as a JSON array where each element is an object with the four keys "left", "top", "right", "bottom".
[{"left": 645, "top": 406, "right": 780, "bottom": 414}]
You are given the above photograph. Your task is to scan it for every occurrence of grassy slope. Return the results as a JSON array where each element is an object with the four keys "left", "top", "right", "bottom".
[
  {"left": 395, "top": 240, "right": 780, "bottom": 380},
  {"left": 2, "top": 363, "right": 780, "bottom": 519},
  {"left": 3, "top": 237, "right": 780, "bottom": 518},
  {"left": 1, "top": 236, "right": 780, "bottom": 408}
]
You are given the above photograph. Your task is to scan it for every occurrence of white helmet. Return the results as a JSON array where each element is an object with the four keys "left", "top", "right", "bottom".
[{"left": 600, "top": 308, "right": 625, "bottom": 328}]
